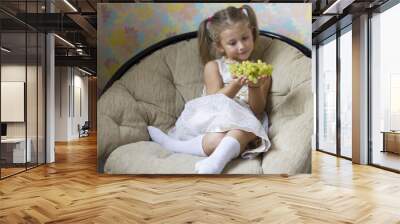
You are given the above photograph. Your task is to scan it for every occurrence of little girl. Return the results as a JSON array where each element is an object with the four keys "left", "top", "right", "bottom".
[{"left": 148, "top": 5, "right": 272, "bottom": 174}]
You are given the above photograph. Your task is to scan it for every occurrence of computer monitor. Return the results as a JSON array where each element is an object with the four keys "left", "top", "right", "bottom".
[{"left": 1, "top": 123, "right": 7, "bottom": 138}]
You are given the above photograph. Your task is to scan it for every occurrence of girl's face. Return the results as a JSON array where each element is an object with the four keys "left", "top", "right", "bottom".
[{"left": 217, "top": 22, "right": 254, "bottom": 62}]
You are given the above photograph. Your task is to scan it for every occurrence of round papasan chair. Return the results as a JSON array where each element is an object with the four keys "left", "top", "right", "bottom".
[{"left": 98, "top": 31, "right": 312, "bottom": 174}]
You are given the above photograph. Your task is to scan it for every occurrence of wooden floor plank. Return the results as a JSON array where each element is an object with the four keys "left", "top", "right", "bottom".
[{"left": 0, "top": 134, "right": 399, "bottom": 223}]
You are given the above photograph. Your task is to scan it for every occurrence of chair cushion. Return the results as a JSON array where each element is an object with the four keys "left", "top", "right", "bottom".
[
  {"left": 98, "top": 38, "right": 204, "bottom": 171},
  {"left": 104, "top": 141, "right": 263, "bottom": 174},
  {"left": 260, "top": 39, "right": 312, "bottom": 174}
]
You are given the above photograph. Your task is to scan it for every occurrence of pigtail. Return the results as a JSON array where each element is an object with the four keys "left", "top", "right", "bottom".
[
  {"left": 198, "top": 19, "right": 213, "bottom": 65},
  {"left": 242, "top": 5, "right": 259, "bottom": 43}
]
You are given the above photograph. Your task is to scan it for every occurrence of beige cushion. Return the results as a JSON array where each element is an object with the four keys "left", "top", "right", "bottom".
[
  {"left": 104, "top": 141, "right": 263, "bottom": 174},
  {"left": 260, "top": 40, "right": 312, "bottom": 174},
  {"left": 98, "top": 35, "right": 312, "bottom": 174},
  {"left": 98, "top": 39, "right": 204, "bottom": 172}
]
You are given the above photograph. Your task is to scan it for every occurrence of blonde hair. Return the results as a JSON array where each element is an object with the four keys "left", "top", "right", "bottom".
[{"left": 198, "top": 5, "right": 259, "bottom": 65}]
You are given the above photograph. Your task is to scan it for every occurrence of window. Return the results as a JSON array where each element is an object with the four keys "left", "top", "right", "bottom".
[
  {"left": 390, "top": 74, "right": 400, "bottom": 130},
  {"left": 370, "top": 2, "right": 400, "bottom": 171},
  {"left": 340, "top": 27, "right": 352, "bottom": 158},
  {"left": 317, "top": 36, "right": 337, "bottom": 154}
]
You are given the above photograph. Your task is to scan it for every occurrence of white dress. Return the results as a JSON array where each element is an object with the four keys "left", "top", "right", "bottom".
[{"left": 168, "top": 57, "right": 271, "bottom": 159}]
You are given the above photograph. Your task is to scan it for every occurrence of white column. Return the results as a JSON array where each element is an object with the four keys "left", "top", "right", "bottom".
[
  {"left": 312, "top": 45, "right": 317, "bottom": 150},
  {"left": 46, "top": 1, "right": 55, "bottom": 163},
  {"left": 352, "top": 14, "right": 369, "bottom": 164}
]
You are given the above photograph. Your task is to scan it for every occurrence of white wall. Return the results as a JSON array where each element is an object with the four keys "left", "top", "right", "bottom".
[
  {"left": 55, "top": 67, "right": 89, "bottom": 141},
  {"left": 1, "top": 65, "right": 26, "bottom": 140},
  {"left": 1, "top": 65, "right": 26, "bottom": 81},
  {"left": 1, "top": 65, "right": 36, "bottom": 137},
  {"left": 2, "top": 63, "right": 46, "bottom": 164},
  {"left": 1, "top": 82, "right": 25, "bottom": 122},
  {"left": 55, "top": 67, "right": 69, "bottom": 141},
  {"left": 74, "top": 74, "right": 89, "bottom": 136}
]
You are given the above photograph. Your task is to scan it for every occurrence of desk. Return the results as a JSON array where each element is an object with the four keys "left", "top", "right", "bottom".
[
  {"left": 1, "top": 138, "right": 31, "bottom": 163},
  {"left": 381, "top": 131, "right": 400, "bottom": 155}
]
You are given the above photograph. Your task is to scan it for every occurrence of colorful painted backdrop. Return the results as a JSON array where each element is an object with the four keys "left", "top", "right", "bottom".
[{"left": 98, "top": 3, "right": 311, "bottom": 92}]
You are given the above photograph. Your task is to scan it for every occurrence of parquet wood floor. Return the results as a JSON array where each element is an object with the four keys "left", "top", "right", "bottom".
[
  {"left": 1, "top": 167, "right": 25, "bottom": 178},
  {"left": 1, "top": 134, "right": 399, "bottom": 223}
]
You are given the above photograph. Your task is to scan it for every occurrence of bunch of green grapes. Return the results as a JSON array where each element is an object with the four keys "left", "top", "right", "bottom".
[{"left": 229, "top": 60, "right": 273, "bottom": 84}]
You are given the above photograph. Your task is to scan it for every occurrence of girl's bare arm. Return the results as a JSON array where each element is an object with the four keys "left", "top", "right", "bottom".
[
  {"left": 248, "top": 76, "right": 271, "bottom": 119},
  {"left": 204, "top": 61, "right": 244, "bottom": 98}
]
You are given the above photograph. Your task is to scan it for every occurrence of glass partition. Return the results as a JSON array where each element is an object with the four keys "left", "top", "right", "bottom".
[
  {"left": 1, "top": 31, "right": 28, "bottom": 178},
  {"left": 317, "top": 35, "right": 337, "bottom": 155},
  {"left": 27, "top": 30, "right": 38, "bottom": 170},
  {"left": 0, "top": 1, "right": 46, "bottom": 179}
]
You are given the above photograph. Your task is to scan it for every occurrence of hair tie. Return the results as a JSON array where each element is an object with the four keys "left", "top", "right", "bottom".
[
  {"left": 206, "top": 16, "right": 212, "bottom": 30},
  {"left": 241, "top": 7, "right": 248, "bottom": 17}
]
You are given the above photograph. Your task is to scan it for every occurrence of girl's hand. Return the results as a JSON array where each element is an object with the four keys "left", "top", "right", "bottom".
[
  {"left": 246, "top": 75, "right": 270, "bottom": 88},
  {"left": 231, "top": 75, "right": 247, "bottom": 88}
]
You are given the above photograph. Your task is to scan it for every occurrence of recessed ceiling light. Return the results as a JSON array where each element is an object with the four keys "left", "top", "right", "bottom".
[
  {"left": 1, "top": 47, "right": 11, "bottom": 53},
  {"left": 323, "top": 0, "right": 355, "bottom": 15},
  {"left": 77, "top": 67, "right": 93, "bottom": 76},
  {"left": 54, "top": 34, "right": 75, "bottom": 48},
  {"left": 63, "top": 0, "right": 78, "bottom": 12}
]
